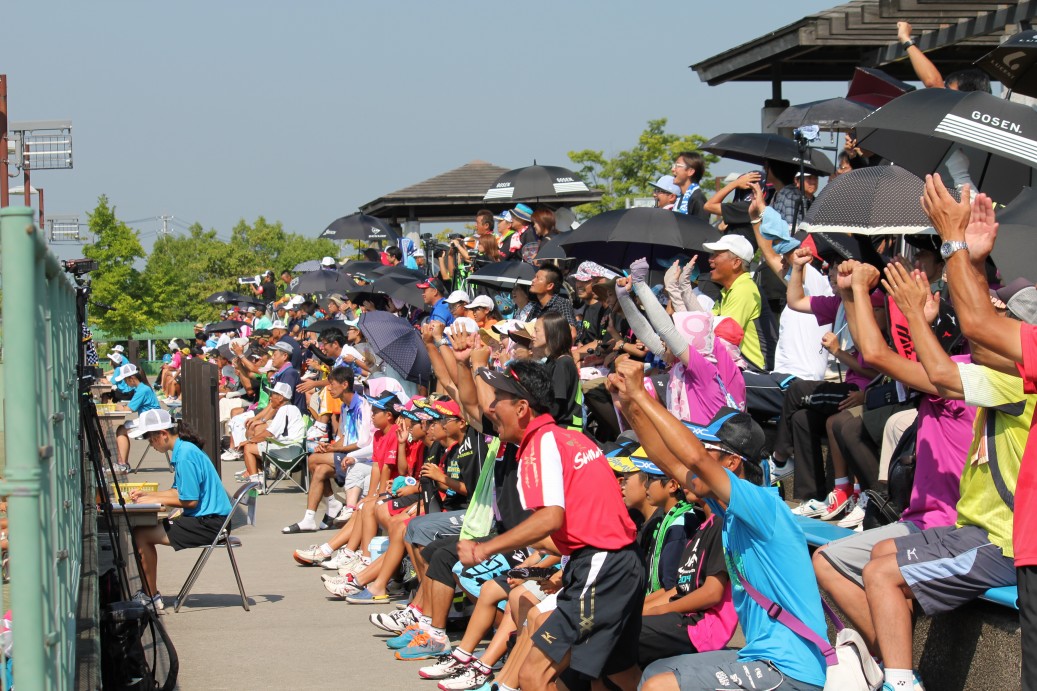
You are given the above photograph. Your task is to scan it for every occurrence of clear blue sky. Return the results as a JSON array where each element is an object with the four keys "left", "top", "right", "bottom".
[{"left": 5, "top": 0, "right": 871, "bottom": 259}]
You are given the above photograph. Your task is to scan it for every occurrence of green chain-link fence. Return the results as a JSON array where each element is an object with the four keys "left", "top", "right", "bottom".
[{"left": 0, "top": 206, "right": 83, "bottom": 689}]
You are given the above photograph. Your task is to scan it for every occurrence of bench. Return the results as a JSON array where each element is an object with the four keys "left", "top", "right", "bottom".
[{"left": 793, "top": 514, "right": 1019, "bottom": 610}]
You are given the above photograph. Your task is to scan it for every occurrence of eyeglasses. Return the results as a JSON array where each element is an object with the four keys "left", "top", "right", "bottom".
[
  {"left": 702, "top": 442, "right": 745, "bottom": 461},
  {"left": 672, "top": 163, "right": 689, "bottom": 169}
]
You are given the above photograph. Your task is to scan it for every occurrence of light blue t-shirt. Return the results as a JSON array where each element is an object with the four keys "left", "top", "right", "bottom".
[
  {"left": 115, "top": 377, "right": 134, "bottom": 395},
  {"left": 720, "top": 468, "right": 827, "bottom": 687},
  {"left": 128, "top": 382, "right": 160, "bottom": 413},
  {"left": 171, "top": 439, "right": 232, "bottom": 517}
]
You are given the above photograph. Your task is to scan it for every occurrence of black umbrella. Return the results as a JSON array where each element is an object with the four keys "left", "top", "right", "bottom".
[
  {"left": 339, "top": 260, "right": 386, "bottom": 282},
  {"left": 988, "top": 186, "right": 1037, "bottom": 283},
  {"left": 772, "top": 97, "right": 874, "bottom": 131},
  {"left": 306, "top": 319, "right": 352, "bottom": 334},
  {"left": 319, "top": 213, "right": 399, "bottom": 244},
  {"left": 293, "top": 259, "right": 323, "bottom": 272},
  {"left": 483, "top": 164, "right": 592, "bottom": 202},
  {"left": 289, "top": 269, "right": 359, "bottom": 295},
  {"left": 367, "top": 274, "right": 426, "bottom": 308},
  {"left": 976, "top": 30, "right": 1037, "bottom": 99},
  {"left": 853, "top": 88, "right": 1037, "bottom": 204},
  {"left": 800, "top": 165, "right": 953, "bottom": 236},
  {"left": 371, "top": 264, "right": 426, "bottom": 281},
  {"left": 701, "top": 133, "right": 835, "bottom": 176},
  {"left": 205, "top": 290, "right": 253, "bottom": 304},
  {"left": 204, "top": 319, "right": 246, "bottom": 335},
  {"left": 357, "top": 311, "right": 431, "bottom": 385},
  {"left": 467, "top": 261, "right": 536, "bottom": 288},
  {"left": 557, "top": 208, "right": 720, "bottom": 281}
]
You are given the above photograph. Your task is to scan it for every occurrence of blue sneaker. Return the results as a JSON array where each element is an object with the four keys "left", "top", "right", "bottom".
[
  {"left": 386, "top": 624, "right": 421, "bottom": 649},
  {"left": 394, "top": 631, "right": 450, "bottom": 660}
]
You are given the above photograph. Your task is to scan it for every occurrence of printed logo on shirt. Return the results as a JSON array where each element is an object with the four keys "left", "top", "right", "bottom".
[
  {"left": 572, "top": 448, "right": 602, "bottom": 470},
  {"left": 540, "top": 631, "right": 556, "bottom": 645}
]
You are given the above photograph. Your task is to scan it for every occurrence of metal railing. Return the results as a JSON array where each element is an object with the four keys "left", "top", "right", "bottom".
[{"left": 0, "top": 206, "right": 82, "bottom": 690}]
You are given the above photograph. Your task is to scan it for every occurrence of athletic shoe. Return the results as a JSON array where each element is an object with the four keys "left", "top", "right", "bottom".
[
  {"left": 837, "top": 495, "right": 867, "bottom": 529},
  {"left": 419, "top": 653, "right": 468, "bottom": 680},
  {"left": 767, "top": 455, "right": 795, "bottom": 484},
  {"left": 438, "top": 665, "right": 493, "bottom": 690},
  {"left": 322, "top": 573, "right": 362, "bottom": 598},
  {"left": 333, "top": 507, "right": 355, "bottom": 526},
  {"left": 395, "top": 632, "right": 450, "bottom": 660},
  {"left": 346, "top": 588, "right": 391, "bottom": 604},
  {"left": 370, "top": 608, "right": 417, "bottom": 634},
  {"left": 293, "top": 545, "right": 329, "bottom": 566},
  {"left": 791, "top": 498, "right": 827, "bottom": 517},
  {"left": 820, "top": 487, "right": 852, "bottom": 521},
  {"left": 132, "top": 589, "right": 164, "bottom": 612},
  {"left": 222, "top": 449, "right": 243, "bottom": 462},
  {"left": 337, "top": 554, "right": 370, "bottom": 577},
  {"left": 386, "top": 623, "right": 422, "bottom": 649},
  {"left": 321, "top": 547, "right": 357, "bottom": 570}
]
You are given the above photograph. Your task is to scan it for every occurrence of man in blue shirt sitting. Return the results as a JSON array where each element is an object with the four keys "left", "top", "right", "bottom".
[
  {"left": 113, "top": 363, "right": 161, "bottom": 472},
  {"left": 611, "top": 358, "right": 828, "bottom": 691}
]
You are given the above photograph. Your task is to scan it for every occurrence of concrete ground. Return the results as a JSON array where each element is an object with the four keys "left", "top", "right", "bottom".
[{"left": 130, "top": 438, "right": 440, "bottom": 691}]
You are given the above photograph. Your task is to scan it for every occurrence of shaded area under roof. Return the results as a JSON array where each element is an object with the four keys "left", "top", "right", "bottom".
[
  {"left": 692, "top": 0, "right": 1037, "bottom": 86},
  {"left": 359, "top": 160, "right": 602, "bottom": 223}
]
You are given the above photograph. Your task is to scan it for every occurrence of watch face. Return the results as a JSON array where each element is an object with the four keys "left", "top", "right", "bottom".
[{"left": 940, "top": 242, "right": 954, "bottom": 259}]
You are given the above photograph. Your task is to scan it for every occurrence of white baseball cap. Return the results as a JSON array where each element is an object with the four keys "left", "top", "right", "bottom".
[
  {"left": 703, "top": 234, "right": 755, "bottom": 264},
  {"left": 444, "top": 290, "right": 470, "bottom": 304},
  {"left": 111, "top": 344, "right": 125, "bottom": 354},
  {"left": 464, "top": 295, "right": 494, "bottom": 310},
  {"left": 266, "top": 381, "right": 294, "bottom": 399},
  {"left": 321, "top": 256, "right": 336, "bottom": 267},
  {"left": 128, "top": 409, "right": 176, "bottom": 439},
  {"left": 271, "top": 319, "right": 288, "bottom": 330},
  {"left": 112, "top": 363, "right": 139, "bottom": 382}
]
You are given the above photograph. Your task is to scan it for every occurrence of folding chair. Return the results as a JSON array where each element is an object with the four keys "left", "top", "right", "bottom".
[
  {"left": 261, "top": 439, "right": 308, "bottom": 494},
  {"left": 174, "top": 481, "right": 260, "bottom": 613}
]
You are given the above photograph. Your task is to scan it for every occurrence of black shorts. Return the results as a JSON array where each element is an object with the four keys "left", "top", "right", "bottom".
[
  {"left": 533, "top": 543, "right": 644, "bottom": 678},
  {"left": 164, "top": 514, "right": 226, "bottom": 551}
]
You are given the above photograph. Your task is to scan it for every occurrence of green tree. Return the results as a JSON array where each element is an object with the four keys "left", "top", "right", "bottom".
[
  {"left": 83, "top": 196, "right": 155, "bottom": 338},
  {"left": 142, "top": 223, "right": 237, "bottom": 323},
  {"left": 568, "top": 118, "right": 719, "bottom": 217}
]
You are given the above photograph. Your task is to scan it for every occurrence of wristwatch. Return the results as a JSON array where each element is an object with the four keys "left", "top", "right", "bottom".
[
  {"left": 940, "top": 240, "right": 968, "bottom": 259},
  {"left": 901, "top": 38, "right": 915, "bottom": 50}
]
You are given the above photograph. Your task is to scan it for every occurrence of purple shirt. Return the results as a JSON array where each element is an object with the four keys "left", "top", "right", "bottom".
[
  {"left": 809, "top": 295, "right": 872, "bottom": 390},
  {"left": 900, "top": 355, "right": 976, "bottom": 530}
]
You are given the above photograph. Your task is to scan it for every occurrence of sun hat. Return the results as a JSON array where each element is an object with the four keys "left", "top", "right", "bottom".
[
  {"left": 128, "top": 409, "right": 176, "bottom": 439},
  {"left": 759, "top": 207, "right": 800, "bottom": 255},
  {"left": 511, "top": 204, "right": 533, "bottom": 224},
  {"left": 268, "top": 341, "right": 294, "bottom": 355}
]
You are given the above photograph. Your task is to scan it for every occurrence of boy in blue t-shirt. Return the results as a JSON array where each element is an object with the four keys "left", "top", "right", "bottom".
[{"left": 612, "top": 359, "right": 827, "bottom": 691}]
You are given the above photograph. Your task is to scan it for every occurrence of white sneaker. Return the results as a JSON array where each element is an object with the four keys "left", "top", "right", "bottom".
[
  {"left": 791, "top": 499, "right": 827, "bottom": 518},
  {"left": 418, "top": 653, "right": 468, "bottom": 680},
  {"left": 322, "top": 547, "right": 357, "bottom": 570},
  {"left": 293, "top": 545, "right": 330, "bottom": 566},
  {"left": 438, "top": 664, "right": 493, "bottom": 690},
  {"left": 333, "top": 507, "right": 354, "bottom": 526},
  {"left": 837, "top": 495, "right": 867, "bottom": 529},
  {"left": 336, "top": 554, "right": 369, "bottom": 577},
  {"left": 768, "top": 456, "right": 795, "bottom": 484},
  {"left": 322, "top": 573, "right": 362, "bottom": 597},
  {"left": 221, "top": 449, "right": 243, "bottom": 461},
  {"left": 248, "top": 474, "right": 265, "bottom": 493},
  {"left": 369, "top": 607, "right": 416, "bottom": 634}
]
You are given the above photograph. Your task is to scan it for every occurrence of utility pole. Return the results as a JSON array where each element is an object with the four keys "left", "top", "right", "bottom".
[{"left": 159, "top": 214, "right": 173, "bottom": 236}]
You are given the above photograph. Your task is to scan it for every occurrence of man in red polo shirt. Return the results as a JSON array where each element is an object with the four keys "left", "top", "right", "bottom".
[
  {"left": 921, "top": 174, "right": 1037, "bottom": 690},
  {"left": 459, "top": 359, "right": 641, "bottom": 691}
]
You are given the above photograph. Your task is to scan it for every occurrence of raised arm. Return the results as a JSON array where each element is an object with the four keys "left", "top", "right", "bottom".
[
  {"left": 897, "top": 21, "right": 945, "bottom": 89},
  {"left": 611, "top": 358, "right": 732, "bottom": 504},
  {"left": 848, "top": 262, "right": 938, "bottom": 395},
  {"left": 786, "top": 247, "right": 815, "bottom": 313},
  {"left": 923, "top": 175, "right": 1023, "bottom": 363},
  {"left": 749, "top": 185, "right": 785, "bottom": 281},
  {"left": 703, "top": 172, "right": 760, "bottom": 216},
  {"left": 882, "top": 262, "right": 965, "bottom": 399}
]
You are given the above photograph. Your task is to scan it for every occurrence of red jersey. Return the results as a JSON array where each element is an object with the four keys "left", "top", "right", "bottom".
[
  {"left": 404, "top": 440, "right": 425, "bottom": 478},
  {"left": 1015, "top": 324, "right": 1037, "bottom": 566},
  {"left": 516, "top": 414, "right": 636, "bottom": 555},
  {"left": 372, "top": 426, "right": 400, "bottom": 482}
]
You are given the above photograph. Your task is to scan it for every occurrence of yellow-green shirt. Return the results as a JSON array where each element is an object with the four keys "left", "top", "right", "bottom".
[
  {"left": 713, "top": 272, "right": 764, "bottom": 370},
  {"left": 957, "top": 363, "right": 1035, "bottom": 558}
]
